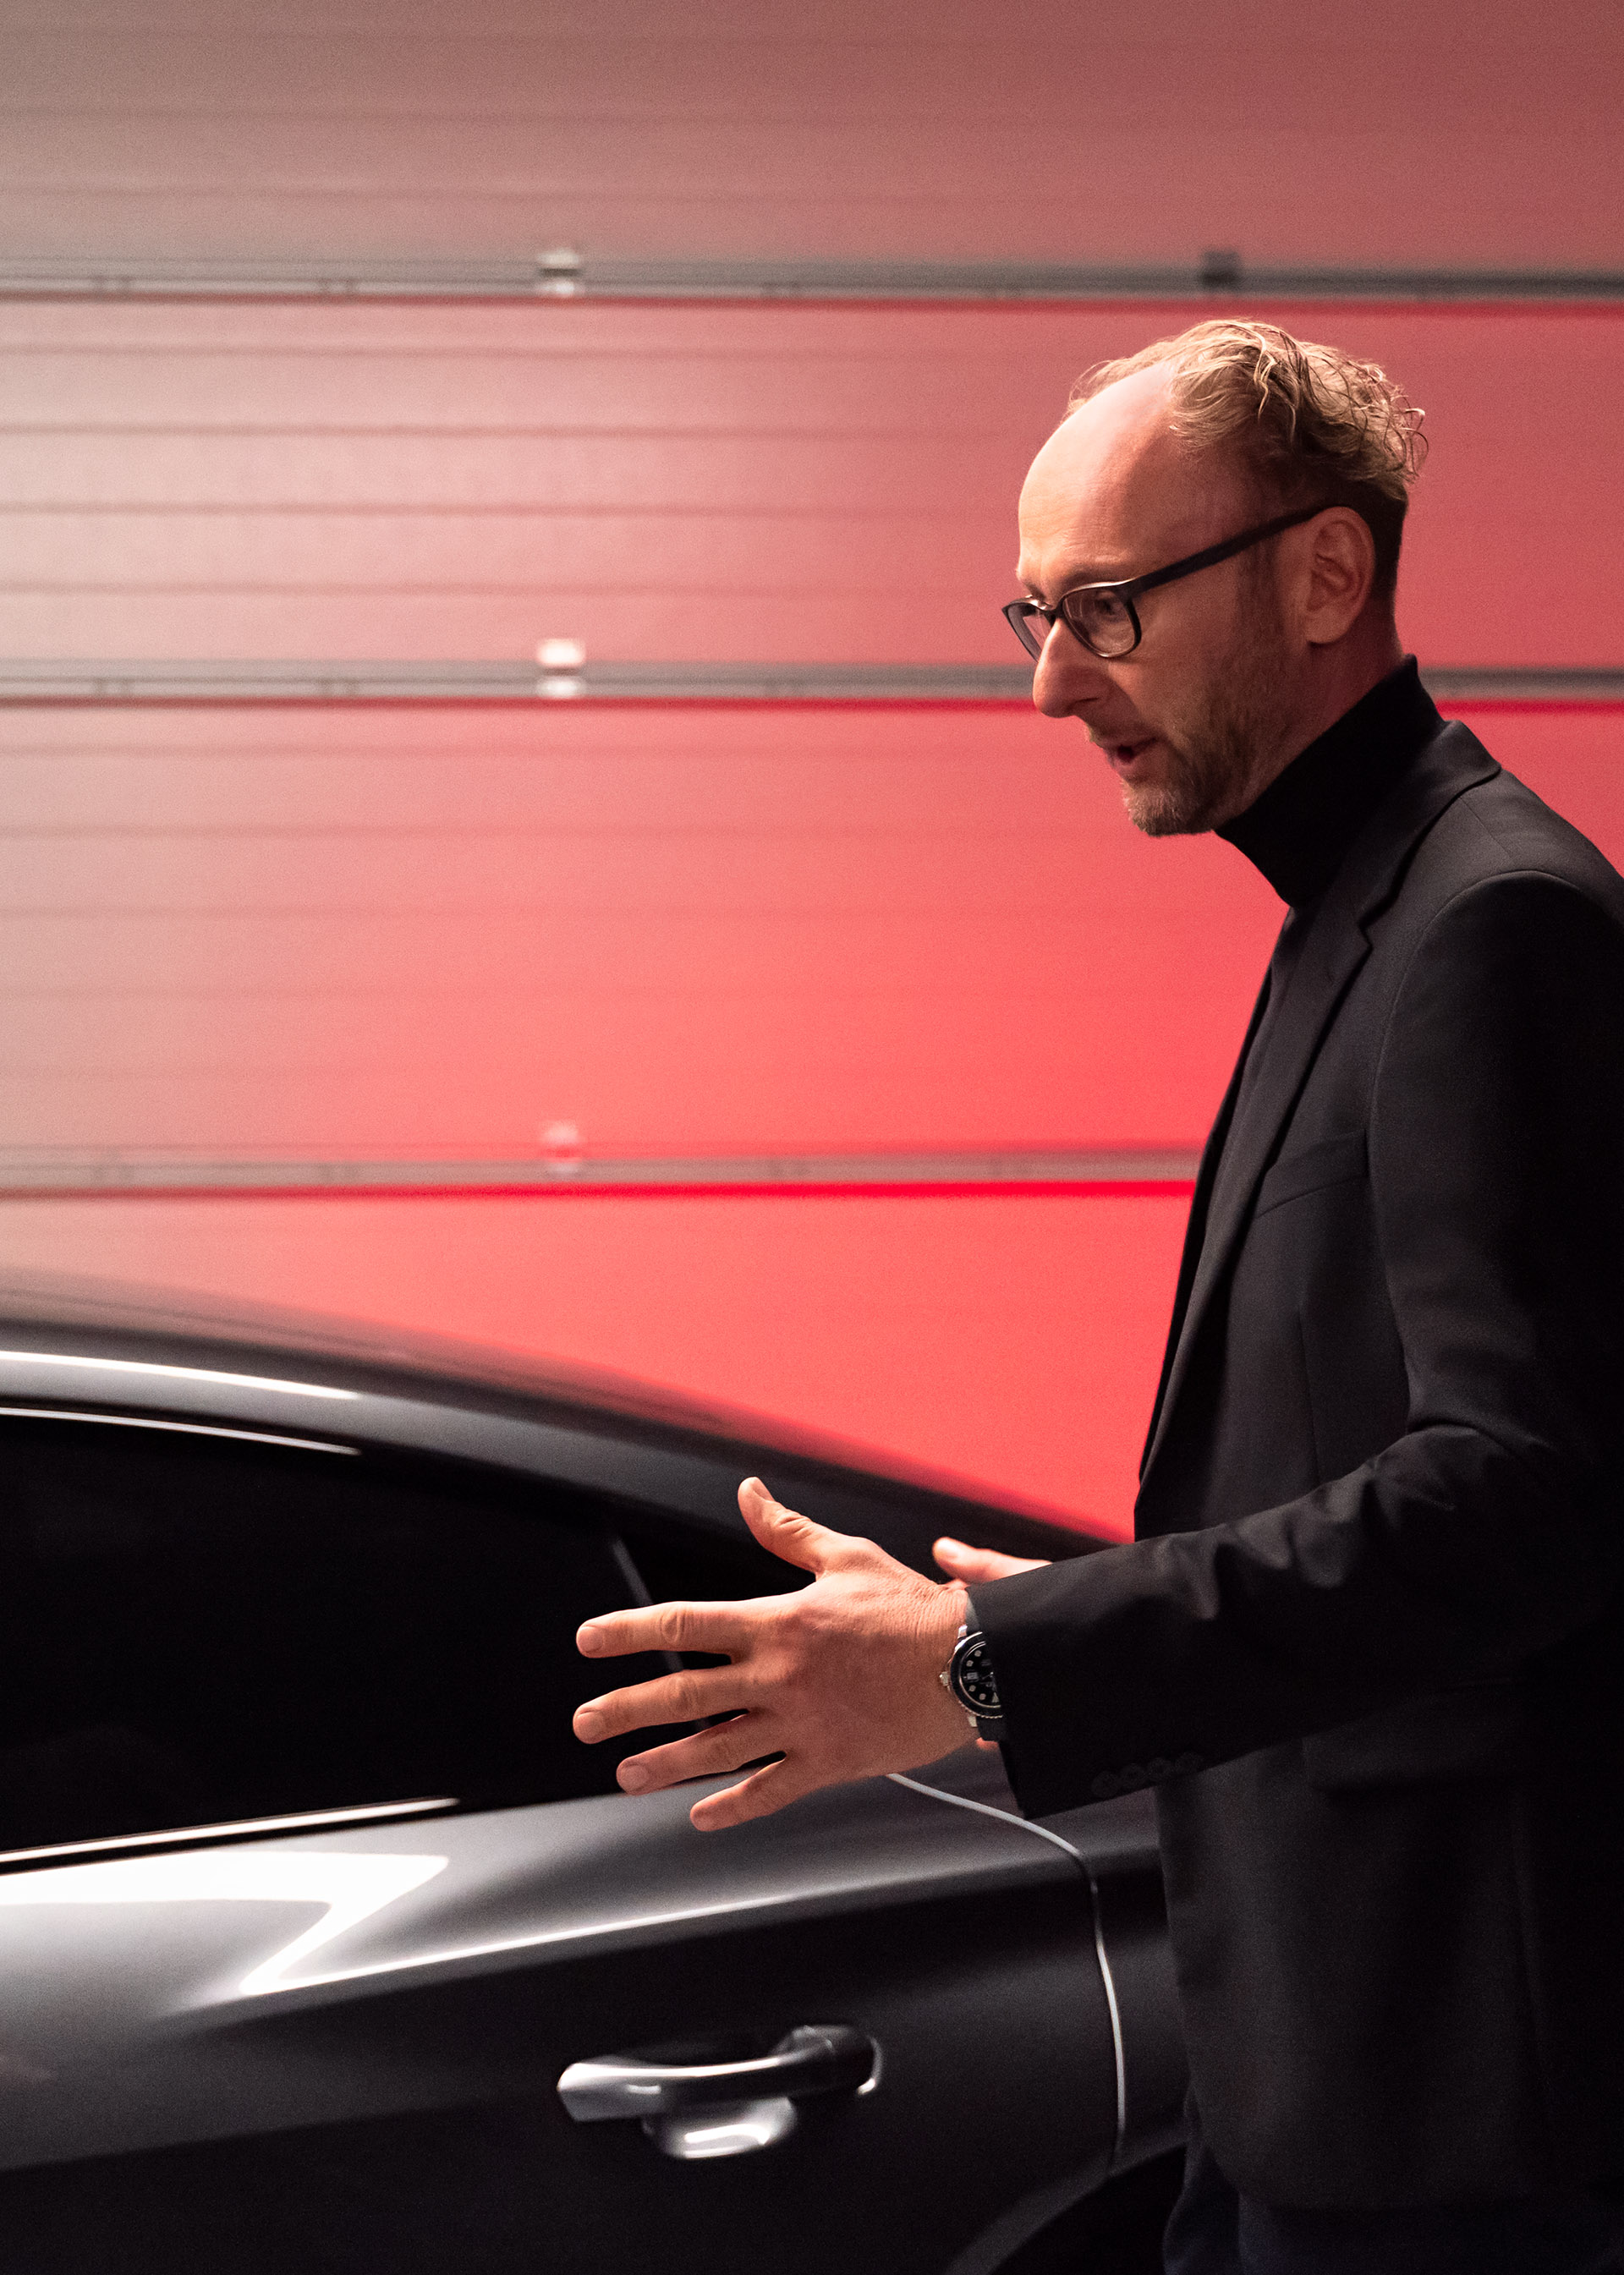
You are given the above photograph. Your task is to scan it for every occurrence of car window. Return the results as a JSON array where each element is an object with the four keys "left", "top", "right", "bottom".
[{"left": 0, "top": 1412, "right": 671, "bottom": 1855}]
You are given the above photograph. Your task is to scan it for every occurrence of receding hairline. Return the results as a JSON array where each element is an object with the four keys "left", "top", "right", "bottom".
[
  {"left": 1016, "top": 366, "right": 1253, "bottom": 589},
  {"left": 1053, "top": 319, "right": 1426, "bottom": 595}
]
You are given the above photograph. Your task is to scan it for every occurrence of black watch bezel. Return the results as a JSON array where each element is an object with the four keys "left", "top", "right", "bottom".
[{"left": 948, "top": 1627, "right": 1006, "bottom": 1735}]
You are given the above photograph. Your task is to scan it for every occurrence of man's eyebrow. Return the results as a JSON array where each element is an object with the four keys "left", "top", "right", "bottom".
[{"left": 1021, "top": 565, "right": 1108, "bottom": 601}]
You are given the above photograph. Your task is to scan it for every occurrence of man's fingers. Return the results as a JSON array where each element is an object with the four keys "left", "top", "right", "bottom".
[
  {"left": 737, "top": 1476, "right": 843, "bottom": 1575},
  {"left": 614, "top": 1713, "right": 774, "bottom": 1795},
  {"left": 577, "top": 1598, "right": 753, "bottom": 1661},
  {"left": 932, "top": 1535, "right": 1051, "bottom": 1584},
  {"left": 689, "top": 1753, "right": 816, "bottom": 1833},
  {"left": 573, "top": 1664, "right": 748, "bottom": 1744}
]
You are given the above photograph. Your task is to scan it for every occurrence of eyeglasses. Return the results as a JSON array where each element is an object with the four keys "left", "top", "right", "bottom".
[{"left": 1002, "top": 504, "right": 1326, "bottom": 662}]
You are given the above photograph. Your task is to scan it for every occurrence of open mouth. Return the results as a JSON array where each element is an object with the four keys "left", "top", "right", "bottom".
[{"left": 1104, "top": 737, "right": 1155, "bottom": 767}]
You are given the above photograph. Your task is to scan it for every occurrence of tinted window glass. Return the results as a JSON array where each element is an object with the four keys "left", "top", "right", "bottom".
[{"left": 0, "top": 1415, "right": 669, "bottom": 1852}]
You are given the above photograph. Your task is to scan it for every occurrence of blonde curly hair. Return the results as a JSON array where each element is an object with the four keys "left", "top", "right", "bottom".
[{"left": 1068, "top": 320, "right": 1427, "bottom": 595}]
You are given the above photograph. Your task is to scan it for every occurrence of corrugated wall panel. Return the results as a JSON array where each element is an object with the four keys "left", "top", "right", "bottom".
[
  {"left": 3, "top": 0, "right": 1618, "bottom": 270},
  {"left": 0, "top": 703, "right": 1617, "bottom": 1165},
  {"left": 0, "top": 700, "right": 1281, "bottom": 1153},
  {"left": 3, "top": 301, "right": 1619, "bottom": 666}
]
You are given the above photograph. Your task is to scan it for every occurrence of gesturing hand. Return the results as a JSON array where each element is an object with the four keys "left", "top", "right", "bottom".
[{"left": 573, "top": 1477, "right": 974, "bottom": 1831}]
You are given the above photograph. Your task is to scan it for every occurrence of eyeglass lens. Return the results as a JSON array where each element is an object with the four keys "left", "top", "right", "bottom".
[
  {"left": 1064, "top": 589, "right": 1138, "bottom": 656},
  {"left": 1006, "top": 589, "right": 1140, "bottom": 661},
  {"left": 1006, "top": 603, "right": 1046, "bottom": 660}
]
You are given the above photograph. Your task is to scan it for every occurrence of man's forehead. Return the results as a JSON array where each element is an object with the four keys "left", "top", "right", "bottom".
[{"left": 1016, "top": 365, "right": 1229, "bottom": 586}]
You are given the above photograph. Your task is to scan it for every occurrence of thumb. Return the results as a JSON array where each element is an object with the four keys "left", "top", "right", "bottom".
[
  {"left": 933, "top": 1535, "right": 1051, "bottom": 1583},
  {"left": 738, "top": 1477, "right": 840, "bottom": 1576}
]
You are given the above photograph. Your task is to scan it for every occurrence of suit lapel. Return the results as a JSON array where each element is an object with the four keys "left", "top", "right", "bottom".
[{"left": 1137, "top": 722, "right": 1500, "bottom": 1503}]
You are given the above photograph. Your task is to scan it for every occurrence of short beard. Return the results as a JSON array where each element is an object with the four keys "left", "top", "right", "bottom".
[
  {"left": 1122, "top": 584, "right": 1293, "bottom": 838},
  {"left": 1122, "top": 736, "right": 1241, "bottom": 839}
]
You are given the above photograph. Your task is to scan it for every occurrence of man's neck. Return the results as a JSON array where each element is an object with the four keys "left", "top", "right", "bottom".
[
  {"left": 1216, "top": 655, "right": 1438, "bottom": 907},
  {"left": 1229, "top": 618, "right": 1407, "bottom": 822}
]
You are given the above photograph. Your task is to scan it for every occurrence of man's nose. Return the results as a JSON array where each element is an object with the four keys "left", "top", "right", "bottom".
[{"left": 1031, "top": 618, "right": 1115, "bottom": 719}]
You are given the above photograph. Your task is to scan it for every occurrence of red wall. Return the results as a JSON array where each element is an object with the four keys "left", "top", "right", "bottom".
[{"left": 0, "top": 699, "right": 1278, "bottom": 1155}]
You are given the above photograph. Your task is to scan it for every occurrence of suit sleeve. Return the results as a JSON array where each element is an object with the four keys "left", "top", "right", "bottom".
[{"left": 974, "top": 870, "right": 1624, "bottom": 1817}]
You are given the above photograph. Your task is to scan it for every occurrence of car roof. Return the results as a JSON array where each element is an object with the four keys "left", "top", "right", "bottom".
[{"left": 0, "top": 1269, "right": 1104, "bottom": 1569}]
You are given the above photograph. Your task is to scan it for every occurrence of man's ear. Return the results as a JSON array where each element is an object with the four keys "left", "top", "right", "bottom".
[{"left": 1300, "top": 508, "right": 1377, "bottom": 647}]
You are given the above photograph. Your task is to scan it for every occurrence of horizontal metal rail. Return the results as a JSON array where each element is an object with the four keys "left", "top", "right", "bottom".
[
  {"left": 0, "top": 1148, "right": 1201, "bottom": 1200},
  {"left": 0, "top": 660, "right": 1033, "bottom": 705},
  {"left": 0, "top": 661, "right": 1619, "bottom": 707},
  {"left": 1, "top": 253, "right": 1621, "bottom": 306}
]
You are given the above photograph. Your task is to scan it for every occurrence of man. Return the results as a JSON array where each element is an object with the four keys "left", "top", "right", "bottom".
[{"left": 573, "top": 321, "right": 1624, "bottom": 2272}]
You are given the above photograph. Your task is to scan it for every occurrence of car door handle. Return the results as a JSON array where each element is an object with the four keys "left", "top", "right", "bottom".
[{"left": 558, "top": 2023, "right": 876, "bottom": 2123}]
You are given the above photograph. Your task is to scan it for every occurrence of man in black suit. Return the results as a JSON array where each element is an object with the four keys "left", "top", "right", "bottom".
[{"left": 574, "top": 321, "right": 1624, "bottom": 2271}]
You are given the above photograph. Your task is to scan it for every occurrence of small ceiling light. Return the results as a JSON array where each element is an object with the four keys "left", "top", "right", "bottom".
[
  {"left": 539, "top": 1121, "right": 584, "bottom": 1175},
  {"left": 537, "top": 246, "right": 583, "bottom": 297}
]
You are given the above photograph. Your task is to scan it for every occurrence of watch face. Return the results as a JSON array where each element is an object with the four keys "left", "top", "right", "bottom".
[{"left": 953, "top": 1635, "right": 1001, "bottom": 1715}]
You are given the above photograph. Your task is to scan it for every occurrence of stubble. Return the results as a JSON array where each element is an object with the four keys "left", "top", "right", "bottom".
[{"left": 1122, "top": 578, "right": 1293, "bottom": 838}]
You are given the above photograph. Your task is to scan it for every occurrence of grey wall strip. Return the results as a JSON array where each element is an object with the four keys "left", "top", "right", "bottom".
[
  {"left": 0, "top": 661, "right": 1032, "bottom": 704},
  {"left": 0, "top": 1150, "right": 1201, "bottom": 1198},
  {"left": 1, "top": 662, "right": 1620, "bottom": 707},
  {"left": 1421, "top": 669, "right": 1624, "bottom": 703},
  {"left": 2, "top": 254, "right": 1621, "bottom": 305}
]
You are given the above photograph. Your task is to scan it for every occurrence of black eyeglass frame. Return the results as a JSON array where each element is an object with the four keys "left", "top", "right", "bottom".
[{"left": 1002, "top": 502, "right": 1329, "bottom": 662}]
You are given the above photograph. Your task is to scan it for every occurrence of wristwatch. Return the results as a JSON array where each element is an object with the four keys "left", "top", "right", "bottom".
[{"left": 940, "top": 1623, "right": 1007, "bottom": 1740}]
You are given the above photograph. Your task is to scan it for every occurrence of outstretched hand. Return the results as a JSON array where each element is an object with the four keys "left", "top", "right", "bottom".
[{"left": 573, "top": 1477, "right": 973, "bottom": 1830}]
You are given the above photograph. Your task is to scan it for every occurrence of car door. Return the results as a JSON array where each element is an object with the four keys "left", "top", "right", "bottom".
[{"left": 0, "top": 1401, "right": 1126, "bottom": 2275}]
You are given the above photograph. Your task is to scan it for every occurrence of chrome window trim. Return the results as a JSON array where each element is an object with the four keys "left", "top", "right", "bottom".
[
  {"left": 0, "top": 1406, "right": 355, "bottom": 1455},
  {"left": 0, "top": 1350, "right": 357, "bottom": 1400}
]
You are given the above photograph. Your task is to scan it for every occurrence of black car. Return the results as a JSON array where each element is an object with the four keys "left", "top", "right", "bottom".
[{"left": 0, "top": 1278, "right": 1186, "bottom": 2272}]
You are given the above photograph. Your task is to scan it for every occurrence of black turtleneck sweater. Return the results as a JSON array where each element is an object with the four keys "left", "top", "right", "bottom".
[
  {"left": 1205, "top": 657, "right": 1442, "bottom": 1199},
  {"left": 1217, "top": 655, "right": 1440, "bottom": 910}
]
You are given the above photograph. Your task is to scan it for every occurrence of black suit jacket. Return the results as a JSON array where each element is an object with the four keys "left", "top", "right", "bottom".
[{"left": 974, "top": 710, "right": 1624, "bottom": 2206}]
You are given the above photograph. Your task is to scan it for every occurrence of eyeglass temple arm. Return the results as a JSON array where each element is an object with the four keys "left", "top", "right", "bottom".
[
  {"left": 1124, "top": 504, "right": 1327, "bottom": 600},
  {"left": 1001, "top": 502, "right": 1325, "bottom": 649}
]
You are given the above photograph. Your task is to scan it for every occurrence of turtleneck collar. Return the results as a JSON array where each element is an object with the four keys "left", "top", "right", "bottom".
[{"left": 1216, "top": 657, "right": 1440, "bottom": 907}]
